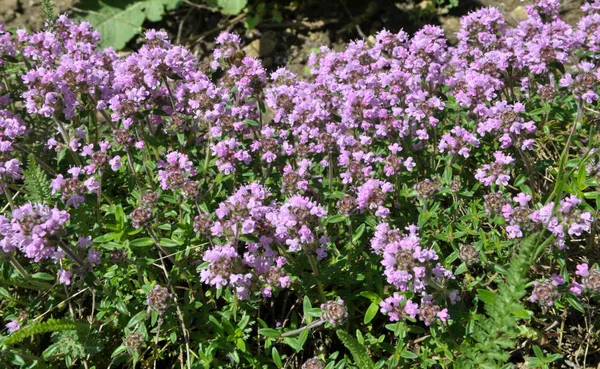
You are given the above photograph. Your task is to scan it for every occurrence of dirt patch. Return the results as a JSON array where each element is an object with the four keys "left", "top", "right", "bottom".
[{"left": 1, "top": 0, "right": 76, "bottom": 30}]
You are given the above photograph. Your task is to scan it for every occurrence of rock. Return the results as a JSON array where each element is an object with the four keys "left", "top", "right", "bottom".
[
  {"left": 243, "top": 39, "right": 261, "bottom": 59},
  {"left": 0, "top": 0, "right": 18, "bottom": 16},
  {"left": 242, "top": 31, "right": 277, "bottom": 59},
  {"left": 440, "top": 16, "right": 461, "bottom": 45},
  {"left": 508, "top": 6, "right": 528, "bottom": 25},
  {"left": 259, "top": 31, "right": 277, "bottom": 58}
]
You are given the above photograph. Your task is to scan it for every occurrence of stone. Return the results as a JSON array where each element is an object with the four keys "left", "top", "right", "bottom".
[
  {"left": 440, "top": 16, "right": 461, "bottom": 45},
  {"left": 259, "top": 30, "right": 277, "bottom": 57},
  {"left": 0, "top": 0, "right": 18, "bottom": 16},
  {"left": 509, "top": 6, "right": 528, "bottom": 25},
  {"left": 243, "top": 39, "right": 261, "bottom": 59}
]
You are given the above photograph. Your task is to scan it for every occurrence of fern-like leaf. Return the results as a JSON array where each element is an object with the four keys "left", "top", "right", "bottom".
[
  {"left": 458, "top": 234, "right": 537, "bottom": 368},
  {"left": 336, "top": 329, "right": 374, "bottom": 369},
  {"left": 4, "top": 319, "right": 82, "bottom": 346},
  {"left": 24, "top": 154, "right": 52, "bottom": 204},
  {"left": 41, "top": 0, "right": 56, "bottom": 24}
]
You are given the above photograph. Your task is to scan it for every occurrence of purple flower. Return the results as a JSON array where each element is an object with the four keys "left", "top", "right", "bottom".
[
  {"left": 58, "top": 269, "right": 72, "bottom": 285},
  {"left": 438, "top": 126, "right": 480, "bottom": 158},
  {"left": 6, "top": 320, "right": 20, "bottom": 333},
  {"left": 157, "top": 151, "right": 196, "bottom": 191},
  {"left": 571, "top": 263, "right": 600, "bottom": 294},
  {"left": 0, "top": 203, "right": 69, "bottom": 261},
  {"left": 475, "top": 151, "right": 514, "bottom": 186},
  {"left": 109, "top": 156, "right": 122, "bottom": 171}
]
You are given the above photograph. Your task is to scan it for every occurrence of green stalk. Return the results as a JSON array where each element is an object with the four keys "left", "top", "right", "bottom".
[{"left": 306, "top": 252, "right": 327, "bottom": 303}]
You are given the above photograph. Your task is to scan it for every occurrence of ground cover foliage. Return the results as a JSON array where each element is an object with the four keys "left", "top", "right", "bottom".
[{"left": 1, "top": 0, "right": 600, "bottom": 368}]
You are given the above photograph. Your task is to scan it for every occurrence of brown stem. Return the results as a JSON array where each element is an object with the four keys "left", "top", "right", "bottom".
[{"left": 58, "top": 239, "right": 85, "bottom": 267}]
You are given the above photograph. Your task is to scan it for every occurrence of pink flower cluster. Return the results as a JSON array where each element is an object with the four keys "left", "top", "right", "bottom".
[
  {"left": 200, "top": 183, "right": 327, "bottom": 298},
  {"left": 0, "top": 203, "right": 69, "bottom": 261},
  {"left": 0, "top": 0, "right": 598, "bottom": 329},
  {"left": 0, "top": 110, "right": 26, "bottom": 194},
  {"left": 371, "top": 224, "right": 455, "bottom": 325},
  {"left": 570, "top": 263, "right": 600, "bottom": 295},
  {"left": 529, "top": 263, "right": 600, "bottom": 307}
]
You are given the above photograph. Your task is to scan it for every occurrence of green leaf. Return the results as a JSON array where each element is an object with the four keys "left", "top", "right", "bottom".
[
  {"left": 129, "top": 237, "right": 155, "bottom": 247},
  {"left": 272, "top": 347, "right": 283, "bottom": 368},
  {"left": 76, "top": 0, "right": 145, "bottom": 50},
  {"left": 352, "top": 223, "right": 366, "bottom": 243},
  {"left": 93, "top": 234, "right": 114, "bottom": 243},
  {"left": 31, "top": 272, "right": 55, "bottom": 281},
  {"left": 565, "top": 294, "right": 585, "bottom": 313},
  {"left": 363, "top": 302, "right": 379, "bottom": 324},
  {"left": 159, "top": 238, "right": 180, "bottom": 247},
  {"left": 243, "top": 119, "right": 259, "bottom": 127},
  {"left": 217, "top": 0, "right": 247, "bottom": 15},
  {"left": 296, "top": 329, "right": 309, "bottom": 351},
  {"left": 303, "top": 296, "right": 313, "bottom": 324},
  {"left": 127, "top": 311, "right": 148, "bottom": 328},
  {"left": 111, "top": 345, "right": 128, "bottom": 358},
  {"left": 400, "top": 349, "right": 418, "bottom": 359},
  {"left": 235, "top": 337, "right": 246, "bottom": 351},
  {"left": 532, "top": 345, "right": 543, "bottom": 358},
  {"left": 75, "top": 0, "right": 181, "bottom": 50},
  {"left": 327, "top": 215, "right": 347, "bottom": 224},
  {"left": 239, "top": 234, "right": 260, "bottom": 243},
  {"left": 259, "top": 328, "right": 280, "bottom": 338},
  {"left": 546, "top": 353, "right": 563, "bottom": 363},
  {"left": 359, "top": 291, "right": 380, "bottom": 302}
]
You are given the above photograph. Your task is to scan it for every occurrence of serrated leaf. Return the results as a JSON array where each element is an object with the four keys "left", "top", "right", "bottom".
[
  {"left": 477, "top": 289, "right": 496, "bottom": 304},
  {"left": 23, "top": 154, "right": 51, "bottom": 204},
  {"left": 336, "top": 330, "right": 374, "bottom": 369},
  {"left": 4, "top": 319, "right": 82, "bottom": 346}
]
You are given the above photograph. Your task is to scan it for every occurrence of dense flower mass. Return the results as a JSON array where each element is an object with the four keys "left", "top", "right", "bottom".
[
  {"left": 1, "top": 0, "right": 600, "bottom": 366},
  {"left": 0, "top": 203, "right": 69, "bottom": 260}
]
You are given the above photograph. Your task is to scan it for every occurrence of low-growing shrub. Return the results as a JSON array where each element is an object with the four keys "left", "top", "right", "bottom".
[{"left": 0, "top": 0, "right": 599, "bottom": 368}]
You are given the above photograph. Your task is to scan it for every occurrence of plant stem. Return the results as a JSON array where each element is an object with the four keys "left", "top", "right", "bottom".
[
  {"left": 7, "top": 254, "right": 29, "bottom": 279},
  {"left": 4, "top": 186, "right": 15, "bottom": 210},
  {"left": 126, "top": 150, "right": 143, "bottom": 191},
  {"left": 281, "top": 319, "right": 326, "bottom": 337},
  {"left": 306, "top": 252, "right": 327, "bottom": 303},
  {"left": 58, "top": 239, "right": 85, "bottom": 267}
]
